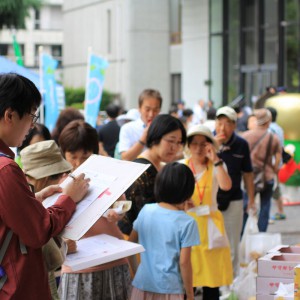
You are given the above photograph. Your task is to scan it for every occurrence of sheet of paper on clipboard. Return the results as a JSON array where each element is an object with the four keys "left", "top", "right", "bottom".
[
  {"left": 43, "top": 154, "right": 150, "bottom": 240},
  {"left": 64, "top": 234, "right": 145, "bottom": 271}
]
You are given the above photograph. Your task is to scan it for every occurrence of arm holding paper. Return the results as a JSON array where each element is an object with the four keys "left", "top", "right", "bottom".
[{"left": 36, "top": 173, "right": 90, "bottom": 203}]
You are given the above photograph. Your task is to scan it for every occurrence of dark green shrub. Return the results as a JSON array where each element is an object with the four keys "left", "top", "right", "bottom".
[{"left": 64, "top": 87, "right": 115, "bottom": 111}]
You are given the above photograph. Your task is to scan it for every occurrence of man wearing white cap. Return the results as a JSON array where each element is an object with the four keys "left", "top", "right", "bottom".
[{"left": 214, "top": 106, "right": 255, "bottom": 276}]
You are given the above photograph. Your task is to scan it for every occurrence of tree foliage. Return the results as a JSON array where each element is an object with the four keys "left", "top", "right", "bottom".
[
  {"left": 0, "top": 0, "right": 42, "bottom": 29},
  {"left": 65, "top": 87, "right": 117, "bottom": 111}
]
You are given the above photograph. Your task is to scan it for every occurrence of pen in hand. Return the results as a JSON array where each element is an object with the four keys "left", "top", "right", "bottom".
[
  {"left": 63, "top": 173, "right": 90, "bottom": 203},
  {"left": 68, "top": 173, "right": 76, "bottom": 180}
]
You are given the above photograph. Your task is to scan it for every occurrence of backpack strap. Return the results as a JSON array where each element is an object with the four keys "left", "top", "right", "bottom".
[
  {"left": 19, "top": 241, "right": 27, "bottom": 255},
  {"left": 0, "top": 153, "right": 27, "bottom": 290},
  {"left": 250, "top": 131, "right": 268, "bottom": 152},
  {"left": 0, "top": 230, "right": 13, "bottom": 289},
  {"left": 0, "top": 152, "right": 12, "bottom": 159},
  {"left": 263, "top": 133, "right": 273, "bottom": 169}
]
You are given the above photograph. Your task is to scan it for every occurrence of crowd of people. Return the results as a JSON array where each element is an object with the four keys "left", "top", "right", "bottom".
[{"left": 0, "top": 72, "right": 287, "bottom": 299}]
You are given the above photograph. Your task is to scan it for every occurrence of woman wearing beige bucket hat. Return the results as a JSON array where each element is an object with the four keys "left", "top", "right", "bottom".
[
  {"left": 21, "top": 140, "right": 73, "bottom": 193},
  {"left": 20, "top": 140, "right": 75, "bottom": 300},
  {"left": 183, "top": 124, "right": 233, "bottom": 299}
]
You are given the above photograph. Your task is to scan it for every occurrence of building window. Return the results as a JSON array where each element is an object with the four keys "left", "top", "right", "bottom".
[
  {"left": 227, "top": 0, "right": 240, "bottom": 102},
  {"left": 51, "top": 45, "right": 62, "bottom": 67},
  {"left": 35, "top": 45, "right": 62, "bottom": 67},
  {"left": 0, "top": 43, "right": 24, "bottom": 63},
  {"left": 209, "top": 0, "right": 224, "bottom": 107},
  {"left": 284, "top": 0, "right": 300, "bottom": 92},
  {"left": 35, "top": 45, "right": 41, "bottom": 67},
  {"left": 0, "top": 44, "right": 9, "bottom": 56},
  {"left": 210, "top": 0, "right": 300, "bottom": 105},
  {"left": 34, "top": 9, "right": 40, "bottom": 30}
]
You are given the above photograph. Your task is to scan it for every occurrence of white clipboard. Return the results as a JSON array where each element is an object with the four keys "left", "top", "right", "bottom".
[{"left": 43, "top": 155, "right": 149, "bottom": 240}]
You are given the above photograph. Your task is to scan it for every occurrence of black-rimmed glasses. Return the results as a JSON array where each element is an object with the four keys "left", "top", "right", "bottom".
[{"left": 30, "top": 112, "right": 40, "bottom": 123}]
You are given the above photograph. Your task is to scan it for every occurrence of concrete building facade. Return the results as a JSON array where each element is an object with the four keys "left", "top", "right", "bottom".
[
  {"left": 63, "top": 0, "right": 212, "bottom": 111},
  {"left": 0, "top": 0, "right": 63, "bottom": 73}
]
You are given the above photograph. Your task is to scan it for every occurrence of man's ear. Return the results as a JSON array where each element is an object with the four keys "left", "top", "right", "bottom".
[{"left": 4, "top": 108, "right": 14, "bottom": 123}]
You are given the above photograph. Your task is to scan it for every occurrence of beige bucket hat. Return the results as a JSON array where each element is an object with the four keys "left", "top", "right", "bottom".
[{"left": 20, "top": 140, "right": 72, "bottom": 179}]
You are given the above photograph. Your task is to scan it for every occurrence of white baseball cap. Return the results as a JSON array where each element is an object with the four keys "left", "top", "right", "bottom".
[
  {"left": 216, "top": 106, "right": 237, "bottom": 122},
  {"left": 187, "top": 124, "right": 219, "bottom": 150}
]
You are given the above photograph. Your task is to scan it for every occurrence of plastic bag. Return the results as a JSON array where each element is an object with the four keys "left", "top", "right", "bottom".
[
  {"left": 207, "top": 217, "right": 229, "bottom": 249},
  {"left": 231, "top": 260, "right": 257, "bottom": 300},
  {"left": 239, "top": 211, "right": 259, "bottom": 266},
  {"left": 245, "top": 232, "right": 282, "bottom": 263}
]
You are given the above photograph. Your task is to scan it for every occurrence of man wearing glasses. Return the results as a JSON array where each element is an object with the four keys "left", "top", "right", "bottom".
[{"left": 0, "top": 73, "right": 89, "bottom": 298}]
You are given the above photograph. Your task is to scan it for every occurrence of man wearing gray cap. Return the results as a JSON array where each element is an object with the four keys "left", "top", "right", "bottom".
[{"left": 214, "top": 106, "right": 255, "bottom": 276}]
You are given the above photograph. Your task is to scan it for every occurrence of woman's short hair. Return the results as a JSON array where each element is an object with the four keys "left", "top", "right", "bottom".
[
  {"left": 0, "top": 73, "right": 41, "bottom": 119},
  {"left": 51, "top": 107, "right": 84, "bottom": 144},
  {"left": 154, "top": 162, "right": 195, "bottom": 204},
  {"left": 146, "top": 114, "right": 186, "bottom": 148},
  {"left": 59, "top": 120, "right": 99, "bottom": 154}
]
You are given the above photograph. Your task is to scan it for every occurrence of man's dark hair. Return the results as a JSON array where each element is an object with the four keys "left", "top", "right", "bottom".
[
  {"left": 168, "top": 104, "right": 178, "bottom": 115},
  {"left": 207, "top": 107, "right": 217, "bottom": 120},
  {"left": 146, "top": 114, "right": 186, "bottom": 148},
  {"left": 0, "top": 73, "right": 41, "bottom": 119},
  {"left": 154, "top": 162, "right": 195, "bottom": 204},
  {"left": 105, "top": 103, "right": 120, "bottom": 119},
  {"left": 59, "top": 119, "right": 99, "bottom": 154},
  {"left": 266, "top": 106, "right": 277, "bottom": 122},
  {"left": 182, "top": 108, "right": 193, "bottom": 117}
]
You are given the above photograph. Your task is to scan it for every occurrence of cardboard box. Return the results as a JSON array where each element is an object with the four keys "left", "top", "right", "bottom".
[
  {"left": 256, "top": 295, "right": 293, "bottom": 300},
  {"left": 258, "top": 253, "right": 300, "bottom": 278},
  {"left": 256, "top": 295, "right": 272, "bottom": 300},
  {"left": 257, "top": 276, "right": 293, "bottom": 294},
  {"left": 269, "top": 245, "right": 300, "bottom": 254},
  {"left": 295, "top": 264, "right": 300, "bottom": 299}
]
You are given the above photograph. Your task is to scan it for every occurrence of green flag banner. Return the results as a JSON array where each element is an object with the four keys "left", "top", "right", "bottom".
[{"left": 12, "top": 34, "right": 24, "bottom": 66}]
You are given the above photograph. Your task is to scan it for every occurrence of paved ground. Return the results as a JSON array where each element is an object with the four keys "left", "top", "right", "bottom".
[{"left": 268, "top": 200, "right": 300, "bottom": 245}]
